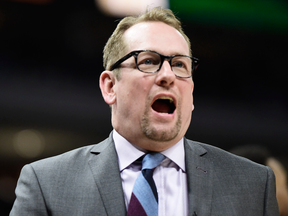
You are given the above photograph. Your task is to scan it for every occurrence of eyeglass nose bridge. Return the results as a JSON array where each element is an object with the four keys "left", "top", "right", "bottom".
[{"left": 156, "top": 55, "right": 174, "bottom": 73}]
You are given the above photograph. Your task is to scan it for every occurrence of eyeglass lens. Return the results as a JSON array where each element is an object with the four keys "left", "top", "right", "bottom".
[{"left": 136, "top": 51, "right": 192, "bottom": 77}]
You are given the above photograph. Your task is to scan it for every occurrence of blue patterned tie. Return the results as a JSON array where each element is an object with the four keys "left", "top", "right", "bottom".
[{"left": 127, "top": 152, "right": 165, "bottom": 216}]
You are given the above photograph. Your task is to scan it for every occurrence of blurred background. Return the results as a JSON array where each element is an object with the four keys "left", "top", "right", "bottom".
[{"left": 0, "top": 0, "right": 287, "bottom": 214}]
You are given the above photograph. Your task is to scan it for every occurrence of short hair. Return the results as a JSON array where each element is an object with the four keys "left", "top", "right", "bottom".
[{"left": 103, "top": 7, "right": 191, "bottom": 79}]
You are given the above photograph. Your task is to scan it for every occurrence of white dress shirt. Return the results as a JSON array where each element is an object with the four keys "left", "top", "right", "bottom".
[{"left": 113, "top": 130, "right": 188, "bottom": 216}]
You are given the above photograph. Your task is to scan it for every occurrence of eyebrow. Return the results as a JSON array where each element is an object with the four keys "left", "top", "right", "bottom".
[{"left": 140, "top": 49, "right": 189, "bottom": 57}]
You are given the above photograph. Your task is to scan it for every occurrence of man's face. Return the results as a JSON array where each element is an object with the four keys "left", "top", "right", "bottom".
[{"left": 103, "top": 21, "right": 194, "bottom": 151}]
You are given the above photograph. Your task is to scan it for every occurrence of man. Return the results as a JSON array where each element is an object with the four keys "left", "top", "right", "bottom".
[{"left": 10, "top": 7, "right": 279, "bottom": 216}]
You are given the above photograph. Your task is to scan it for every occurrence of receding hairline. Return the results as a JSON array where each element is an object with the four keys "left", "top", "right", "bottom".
[{"left": 122, "top": 21, "right": 190, "bottom": 54}]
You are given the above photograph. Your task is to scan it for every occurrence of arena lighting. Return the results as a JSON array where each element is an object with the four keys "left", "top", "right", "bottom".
[
  {"left": 13, "top": 129, "right": 45, "bottom": 158},
  {"left": 96, "top": 0, "right": 169, "bottom": 16}
]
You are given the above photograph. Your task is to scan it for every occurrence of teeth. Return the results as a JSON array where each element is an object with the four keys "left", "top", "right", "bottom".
[{"left": 158, "top": 96, "right": 173, "bottom": 103}]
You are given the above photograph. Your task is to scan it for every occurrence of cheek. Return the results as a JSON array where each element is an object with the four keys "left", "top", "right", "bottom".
[
  {"left": 180, "top": 90, "right": 194, "bottom": 115},
  {"left": 124, "top": 82, "right": 148, "bottom": 108},
  {"left": 182, "top": 82, "right": 194, "bottom": 102},
  {"left": 117, "top": 75, "right": 154, "bottom": 110},
  {"left": 184, "top": 96, "right": 194, "bottom": 113}
]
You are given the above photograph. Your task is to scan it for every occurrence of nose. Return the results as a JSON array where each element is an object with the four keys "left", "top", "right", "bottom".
[{"left": 155, "top": 60, "right": 176, "bottom": 87}]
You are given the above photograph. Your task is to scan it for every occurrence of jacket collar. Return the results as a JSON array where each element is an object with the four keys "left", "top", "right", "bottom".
[
  {"left": 88, "top": 133, "right": 126, "bottom": 216},
  {"left": 184, "top": 138, "right": 213, "bottom": 216}
]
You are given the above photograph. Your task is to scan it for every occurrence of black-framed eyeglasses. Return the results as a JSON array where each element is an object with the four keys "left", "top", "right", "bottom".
[{"left": 109, "top": 50, "right": 199, "bottom": 78}]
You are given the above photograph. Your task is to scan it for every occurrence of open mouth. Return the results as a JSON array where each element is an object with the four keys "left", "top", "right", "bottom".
[{"left": 151, "top": 96, "right": 176, "bottom": 114}]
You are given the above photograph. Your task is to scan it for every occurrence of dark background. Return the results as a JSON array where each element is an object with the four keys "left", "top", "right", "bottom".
[{"left": 0, "top": 0, "right": 287, "bottom": 214}]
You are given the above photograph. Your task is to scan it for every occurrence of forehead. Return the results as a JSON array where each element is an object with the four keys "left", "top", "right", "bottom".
[{"left": 123, "top": 21, "right": 190, "bottom": 56}]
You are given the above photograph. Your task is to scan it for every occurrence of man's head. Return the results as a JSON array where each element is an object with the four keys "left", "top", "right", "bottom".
[
  {"left": 103, "top": 7, "right": 192, "bottom": 80},
  {"left": 100, "top": 8, "right": 196, "bottom": 151}
]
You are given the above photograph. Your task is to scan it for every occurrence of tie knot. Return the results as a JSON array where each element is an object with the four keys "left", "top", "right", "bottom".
[{"left": 142, "top": 152, "right": 165, "bottom": 170}]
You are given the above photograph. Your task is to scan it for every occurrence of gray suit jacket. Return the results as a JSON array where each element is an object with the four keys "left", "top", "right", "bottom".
[{"left": 10, "top": 134, "right": 279, "bottom": 215}]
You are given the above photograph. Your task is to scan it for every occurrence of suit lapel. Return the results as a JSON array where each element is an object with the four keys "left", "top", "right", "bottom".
[
  {"left": 88, "top": 134, "right": 126, "bottom": 216},
  {"left": 185, "top": 139, "right": 213, "bottom": 216}
]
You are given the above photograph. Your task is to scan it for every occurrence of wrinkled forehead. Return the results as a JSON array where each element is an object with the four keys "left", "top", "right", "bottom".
[{"left": 123, "top": 21, "right": 190, "bottom": 56}]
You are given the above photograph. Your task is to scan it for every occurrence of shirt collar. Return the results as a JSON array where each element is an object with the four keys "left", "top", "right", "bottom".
[{"left": 113, "top": 129, "right": 186, "bottom": 172}]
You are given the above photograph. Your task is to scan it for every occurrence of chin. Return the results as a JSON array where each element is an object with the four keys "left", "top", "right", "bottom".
[{"left": 142, "top": 125, "right": 180, "bottom": 142}]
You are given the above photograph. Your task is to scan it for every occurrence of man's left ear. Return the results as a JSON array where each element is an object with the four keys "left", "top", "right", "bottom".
[
  {"left": 191, "top": 81, "right": 195, "bottom": 111},
  {"left": 99, "top": 71, "right": 116, "bottom": 105}
]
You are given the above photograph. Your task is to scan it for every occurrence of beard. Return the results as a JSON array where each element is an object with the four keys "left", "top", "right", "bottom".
[{"left": 141, "top": 101, "right": 182, "bottom": 142}]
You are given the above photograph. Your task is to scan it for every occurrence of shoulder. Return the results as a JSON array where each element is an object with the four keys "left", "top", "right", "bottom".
[
  {"left": 28, "top": 136, "right": 113, "bottom": 174},
  {"left": 30, "top": 144, "right": 94, "bottom": 169},
  {"left": 184, "top": 138, "right": 276, "bottom": 199},
  {"left": 185, "top": 138, "right": 272, "bottom": 176},
  {"left": 184, "top": 139, "right": 279, "bottom": 214}
]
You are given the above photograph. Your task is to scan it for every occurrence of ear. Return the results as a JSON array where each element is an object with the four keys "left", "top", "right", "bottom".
[
  {"left": 191, "top": 81, "right": 195, "bottom": 111},
  {"left": 99, "top": 71, "right": 116, "bottom": 105}
]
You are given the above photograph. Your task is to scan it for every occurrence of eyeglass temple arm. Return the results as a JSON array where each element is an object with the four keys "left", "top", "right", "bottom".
[{"left": 109, "top": 52, "right": 135, "bottom": 71}]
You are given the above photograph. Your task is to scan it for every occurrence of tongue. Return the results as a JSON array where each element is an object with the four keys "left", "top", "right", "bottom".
[{"left": 152, "top": 100, "right": 171, "bottom": 113}]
